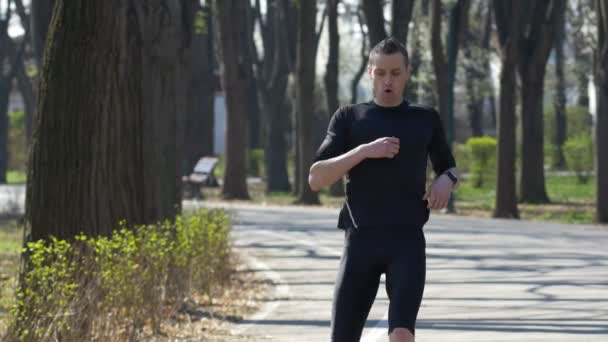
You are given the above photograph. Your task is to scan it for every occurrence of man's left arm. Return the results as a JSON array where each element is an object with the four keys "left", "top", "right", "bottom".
[{"left": 425, "top": 110, "right": 459, "bottom": 210}]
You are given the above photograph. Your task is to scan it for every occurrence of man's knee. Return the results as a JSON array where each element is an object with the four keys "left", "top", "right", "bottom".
[{"left": 389, "top": 327, "right": 414, "bottom": 342}]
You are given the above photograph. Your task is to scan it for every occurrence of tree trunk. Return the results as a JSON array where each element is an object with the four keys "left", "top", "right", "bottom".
[
  {"left": 391, "top": 0, "right": 415, "bottom": 46},
  {"left": 493, "top": 0, "right": 522, "bottom": 219},
  {"left": 596, "top": 0, "right": 608, "bottom": 223},
  {"left": 25, "top": 0, "right": 196, "bottom": 242},
  {"left": 295, "top": 0, "right": 319, "bottom": 204},
  {"left": 215, "top": 0, "right": 250, "bottom": 199},
  {"left": 242, "top": 2, "right": 262, "bottom": 150},
  {"left": 552, "top": 5, "right": 567, "bottom": 170},
  {"left": 519, "top": 77, "right": 550, "bottom": 203},
  {"left": 262, "top": 0, "right": 291, "bottom": 193},
  {"left": 31, "top": 0, "right": 55, "bottom": 69},
  {"left": 517, "top": 0, "right": 563, "bottom": 204},
  {"left": 323, "top": 0, "right": 344, "bottom": 197},
  {"left": 351, "top": 8, "right": 367, "bottom": 104},
  {"left": 431, "top": 0, "right": 449, "bottom": 125},
  {"left": 185, "top": 4, "right": 215, "bottom": 173},
  {"left": 362, "top": 0, "right": 387, "bottom": 46}
]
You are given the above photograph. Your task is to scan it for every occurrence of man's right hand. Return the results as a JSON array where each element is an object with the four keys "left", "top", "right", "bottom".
[{"left": 362, "top": 137, "right": 400, "bottom": 159}]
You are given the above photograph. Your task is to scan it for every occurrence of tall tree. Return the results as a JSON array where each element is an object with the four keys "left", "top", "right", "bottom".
[
  {"left": 324, "top": 0, "right": 344, "bottom": 197},
  {"left": 362, "top": 0, "right": 387, "bottom": 46},
  {"left": 242, "top": 1, "right": 262, "bottom": 150},
  {"left": 25, "top": 0, "right": 197, "bottom": 242},
  {"left": 570, "top": 0, "right": 595, "bottom": 108},
  {"left": 552, "top": 2, "right": 567, "bottom": 170},
  {"left": 596, "top": 0, "right": 608, "bottom": 223},
  {"left": 462, "top": 1, "right": 492, "bottom": 137},
  {"left": 431, "top": 0, "right": 469, "bottom": 127},
  {"left": 517, "top": 0, "right": 564, "bottom": 204},
  {"left": 391, "top": 0, "right": 415, "bottom": 46},
  {"left": 30, "top": 0, "right": 54, "bottom": 69},
  {"left": 255, "top": 0, "right": 291, "bottom": 193},
  {"left": 215, "top": 0, "right": 250, "bottom": 199},
  {"left": 493, "top": 0, "right": 522, "bottom": 219},
  {"left": 185, "top": 3, "right": 215, "bottom": 173},
  {"left": 295, "top": 0, "right": 319, "bottom": 204},
  {"left": 351, "top": 6, "right": 368, "bottom": 104}
]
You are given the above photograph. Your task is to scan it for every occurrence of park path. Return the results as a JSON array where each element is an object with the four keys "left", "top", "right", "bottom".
[{"left": 184, "top": 201, "right": 608, "bottom": 342}]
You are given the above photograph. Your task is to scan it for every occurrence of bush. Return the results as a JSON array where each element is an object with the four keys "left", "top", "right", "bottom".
[
  {"left": 453, "top": 143, "right": 472, "bottom": 173},
  {"left": 563, "top": 134, "right": 594, "bottom": 184},
  {"left": 466, "top": 136, "right": 497, "bottom": 188},
  {"left": 249, "top": 148, "right": 265, "bottom": 177},
  {"left": 6, "top": 209, "right": 232, "bottom": 342}
]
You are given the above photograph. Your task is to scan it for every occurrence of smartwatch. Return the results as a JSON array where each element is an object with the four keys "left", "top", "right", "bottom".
[{"left": 444, "top": 170, "right": 458, "bottom": 186}]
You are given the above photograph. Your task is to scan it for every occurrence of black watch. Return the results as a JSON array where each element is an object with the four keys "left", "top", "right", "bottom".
[{"left": 444, "top": 170, "right": 458, "bottom": 186}]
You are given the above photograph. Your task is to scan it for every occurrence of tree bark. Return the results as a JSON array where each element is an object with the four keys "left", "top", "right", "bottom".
[
  {"left": 493, "top": 0, "right": 522, "bottom": 219},
  {"left": 351, "top": 7, "right": 368, "bottom": 104},
  {"left": 31, "top": 0, "right": 55, "bottom": 69},
  {"left": 25, "top": 0, "right": 197, "bottom": 242},
  {"left": 295, "top": 0, "right": 319, "bottom": 204},
  {"left": 324, "top": 0, "right": 344, "bottom": 197},
  {"left": 242, "top": 2, "right": 262, "bottom": 150},
  {"left": 261, "top": 0, "right": 291, "bottom": 193},
  {"left": 362, "top": 0, "right": 387, "bottom": 47},
  {"left": 553, "top": 4, "right": 567, "bottom": 170},
  {"left": 185, "top": 4, "right": 215, "bottom": 174},
  {"left": 517, "top": 0, "right": 563, "bottom": 204},
  {"left": 431, "top": 0, "right": 449, "bottom": 125},
  {"left": 596, "top": 0, "right": 608, "bottom": 223},
  {"left": 391, "top": 0, "right": 415, "bottom": 46},
  {"left": 215, "top": 0, "right": 250, "bottom": 199}
]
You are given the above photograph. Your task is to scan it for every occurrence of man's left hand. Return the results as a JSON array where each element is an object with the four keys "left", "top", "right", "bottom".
[{"left": 423, "top": 174, "right": 454, "bottom": 210}]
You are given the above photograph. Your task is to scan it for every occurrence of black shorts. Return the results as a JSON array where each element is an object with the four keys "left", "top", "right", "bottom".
[{"left": 330, "top": 225, "right": 426, "bottom": 341}]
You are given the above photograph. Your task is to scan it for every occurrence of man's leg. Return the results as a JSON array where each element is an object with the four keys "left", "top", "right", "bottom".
[
  {"left": 331, "top": 229, "right": 383, "bottom": 342},
  {"left": 384, "top": 230, "right": 426, "bottom": 341}
]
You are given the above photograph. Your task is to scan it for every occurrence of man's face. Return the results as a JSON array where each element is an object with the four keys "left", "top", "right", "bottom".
[{"left": 368, "top": 52, "right": 410, "bottom": 106}]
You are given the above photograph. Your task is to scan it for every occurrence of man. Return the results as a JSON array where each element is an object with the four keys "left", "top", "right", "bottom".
[{"left": 308, "top": 37, "right": 459, "bottom": 342}]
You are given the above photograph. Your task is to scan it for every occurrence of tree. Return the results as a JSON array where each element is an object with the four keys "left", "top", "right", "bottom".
[
  {"left": 362, "top": 0, "right": 387, "bottom": 46},
  {"left": 13, "top": 0, "right": 36, "bottom": 144},
  {"left": 493, "top": 0, "right": 523, "bottom": 219},
  {"left": 254, "top": 0, "right": 291, "bottom": 193},
  {"left": 30, "top": 0, "right": 54, "bottom": 68},
  {"left": 215, "top": 0, "right": 250, "bottom": 199},
  {"left": 185, "top": 3, "right": 215, "bottom": 173},
  {"left": 295, "top": 0, "right": 319, "bottom": 204},
  {"left": 462, "top": 1, "right": 493, "bottom": 137},
  {"left": 324, "top": 0, "right": 344, "bottom": 197},
  {"left": 431, "top": 0, "right": 469, "bottom": 127},
  {"left": 596, "top": 0, "right": 608, "bottom": 223},
  {"left": 391, "top": 0, "right": 415, "bottom": 46},
  {"left": 552, "top": 2, "right": 567, "bottom": 170},
  {"left": 517, "top": 0, "right": 564, "bottom": 204},
  {"left": 25, "top": 0, "right": 197, "bottom": 242}
]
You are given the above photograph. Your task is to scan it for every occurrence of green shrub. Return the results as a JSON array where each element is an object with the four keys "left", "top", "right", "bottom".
[
  {"left": 563, "top": 134, "right": 594, "bottom": 184},
  {"left": 453, "top": 143, "right": 472, "bottom": 173},
  {"left": 466, "top": 136, "right": 497, "bottom": 188},
  {"left": 6, "top": 209, "right": 232, "bottom": 342},
  {"left": 249, "top": 148, "right": 265, "bottom": 177}
]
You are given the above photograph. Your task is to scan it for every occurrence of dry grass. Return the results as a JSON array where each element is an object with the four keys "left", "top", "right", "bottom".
[{"left": 141, "top": 254, "right": 271, "bottom": 341}]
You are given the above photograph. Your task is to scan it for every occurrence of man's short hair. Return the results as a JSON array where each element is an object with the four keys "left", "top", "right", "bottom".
[{"left": 368, "top": 37, "right": 410, "bottom": 67}]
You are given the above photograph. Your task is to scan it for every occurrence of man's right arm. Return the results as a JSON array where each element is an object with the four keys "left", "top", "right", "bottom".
[{"left": 309, "top": 137, "right": 400, "bottom": 192}]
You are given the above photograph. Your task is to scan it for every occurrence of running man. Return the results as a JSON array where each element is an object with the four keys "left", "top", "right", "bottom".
[{"left": 308, "top": 37, "right": 459, "bottom": 342}]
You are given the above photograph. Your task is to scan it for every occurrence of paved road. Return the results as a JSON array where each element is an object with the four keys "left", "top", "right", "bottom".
[{"left": 186, "top": 201, "right": 608, "bottom": 342}]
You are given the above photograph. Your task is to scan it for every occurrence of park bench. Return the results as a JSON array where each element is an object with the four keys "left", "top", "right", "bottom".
[{"left": 182, "top": 156, "right": 219, "bottom": 199}]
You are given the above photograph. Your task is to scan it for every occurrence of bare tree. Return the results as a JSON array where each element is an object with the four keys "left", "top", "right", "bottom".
[
  {"left": 596, "top": 0, "right": 608, "bottom": 223},
  {"left": 294, "top": 0, "right": 319, "bottom": 204},
  {"left": 215, "top": 0, "right": 250, "bottom": 199},
  {"left": 517, "top": 0, "right": 564, "bottom": 204},
  {"left": 493, "top": 0, "right": 523, "bottom": 219}
]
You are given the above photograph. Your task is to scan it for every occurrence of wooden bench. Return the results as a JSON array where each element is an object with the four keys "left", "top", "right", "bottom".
[{"left": 182, "top": 156, "right": 219, "bottom": 198}]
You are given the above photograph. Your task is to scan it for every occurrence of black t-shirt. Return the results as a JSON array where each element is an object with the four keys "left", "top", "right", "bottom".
[{"left": 314, "top": 100, "right": 456, "bottom": 230}]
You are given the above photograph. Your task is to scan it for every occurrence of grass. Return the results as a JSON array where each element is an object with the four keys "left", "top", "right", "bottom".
[
  {"left": 0, "top": 220, "right": 22, "bottom": 336},
  {"left": 6, "top": 171, "right": 26, "bottom": 184},
  {"left": 202, "top": 173, "right": 601, "bottom": 225}
]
